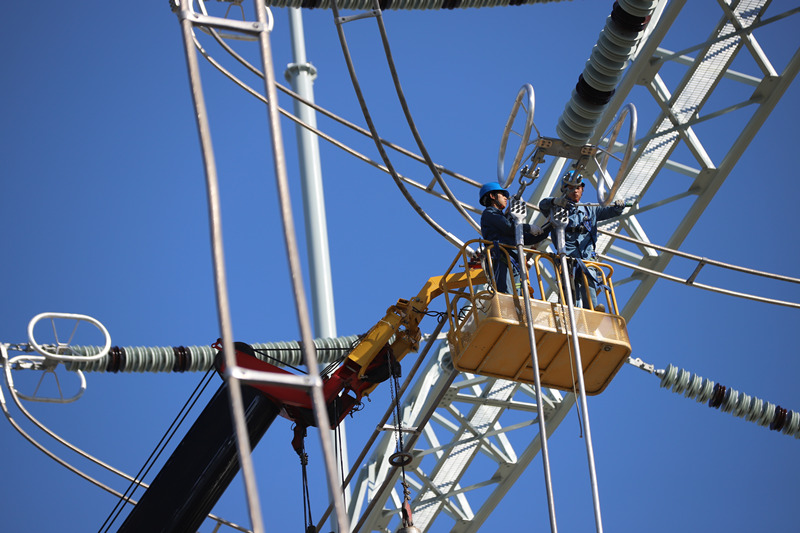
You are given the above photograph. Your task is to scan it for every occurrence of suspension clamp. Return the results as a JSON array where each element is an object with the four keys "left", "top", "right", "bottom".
[
  {"left": 518, "top": 165, "right": 539, "bottom": 187},
  {"left": 627, "top": 356, "right": 655, "bottom": 374}
]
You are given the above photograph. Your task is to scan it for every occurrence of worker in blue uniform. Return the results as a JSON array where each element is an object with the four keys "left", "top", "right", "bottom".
[
  {"left": 539, "top": 170, "right": 626, "bottom": 310},
  {"left": 479, "top": 182, "right": 546, "bottom": 294}
]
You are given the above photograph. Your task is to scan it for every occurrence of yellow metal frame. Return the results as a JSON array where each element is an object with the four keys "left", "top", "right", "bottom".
[
  {"left": 344, "top": 267, "right": 486, "bottom": 396},
  {"left": 441, "top": 240, "right": 631, "bottom": 395},
  {"left": 338, "top": 240, "right": 629, "bottom": 398}
]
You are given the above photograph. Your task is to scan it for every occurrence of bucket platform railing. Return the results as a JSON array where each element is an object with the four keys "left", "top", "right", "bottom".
[{"left": 441, "top": 240, "right": 631, "bottom": 395}]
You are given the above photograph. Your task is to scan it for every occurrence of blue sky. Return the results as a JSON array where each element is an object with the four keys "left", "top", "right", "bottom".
[{"left": 1, "top": 1, "right": 799, "bottom": 532}]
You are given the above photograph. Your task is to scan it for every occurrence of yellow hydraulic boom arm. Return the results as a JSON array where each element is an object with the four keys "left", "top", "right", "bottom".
[{"left": 345, "top": 267, "right": 486, "bottom": 393}]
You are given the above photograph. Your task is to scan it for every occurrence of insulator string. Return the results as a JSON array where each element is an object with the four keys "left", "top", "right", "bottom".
[{"left": 656, "top": 364, "right": 800, "bottom": 439}]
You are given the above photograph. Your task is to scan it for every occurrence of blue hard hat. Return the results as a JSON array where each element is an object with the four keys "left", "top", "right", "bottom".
[
  {"left": 560, "top": 170, "right": 584, "bottom": 192},
  {"left": 479, "top": 182, "right": 509, "bottom": 206}
]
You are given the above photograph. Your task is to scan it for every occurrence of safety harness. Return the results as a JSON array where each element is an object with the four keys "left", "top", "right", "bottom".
[{"left": 565, "top": 205, "right": 608, "bottom": 296}]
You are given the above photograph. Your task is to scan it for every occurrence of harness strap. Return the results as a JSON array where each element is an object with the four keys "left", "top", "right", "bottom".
[
  {"left": 491, "top": 240, "right": 521, "bottom": 271},
  {"left": 566, "top": 226, "right": 588, "bottom": 234},
  {"left": 573, "top": 258, "right": 610, "bottom": 292},
  {"left": 568, "top": 206, "right": 600, "bottom": 258}
]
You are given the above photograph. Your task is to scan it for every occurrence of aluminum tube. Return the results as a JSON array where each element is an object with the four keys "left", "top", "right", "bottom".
[
  {"left": 286, "top": 7, "right": 337, "bottom": 339},
  {"left": 177, "top": 6, "right": 265, "bottom": 533},
  {"left": 516, "top": 243, "right": 558, "bottom": 533},
  {"left": 558, "top": 252, "right": 604, "bottom": 533},
  {"left": 287, "top": 9, "right": 350, "bottom": 524},
  {"left": 253, "top": 2, "right": 350, "bottom": 531}
]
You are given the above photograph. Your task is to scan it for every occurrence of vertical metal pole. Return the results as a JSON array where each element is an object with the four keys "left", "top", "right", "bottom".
[
  {"left": 510, "top": 201, "right": 558, "bottom": 533},
  {"left": 285, "top": 9, "right": 351, "bottom": 527},
  {"left": 285, "top": 7, "right": 337, "bottom": 339},
  {"left": 515, "top": 244, "right": 559, "bottom": 533},
  {"left": 253, "top": 2, "right": 351, "bottom": 532},
  {"left": 175, "top": 5, "right": 265, "bottom": 533},
  {"left": 553, "top": 223, "right": 604, "bottom": 533}
]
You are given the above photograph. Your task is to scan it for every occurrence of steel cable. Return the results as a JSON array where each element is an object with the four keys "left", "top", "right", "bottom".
[
  {"left": 328, "top": 0, "right": 466, "bottom": 249},
  {"left": 0, "top": 346, "right": 250, "bottom": 532},
  {"left": 368, "top": 0, "right": 481, "bottom": 233},
  {"left": 196, "top": 19, "right": 482, "bottom": 193},
  {"left": 98, "top": 368, "right": 217, "bottom": 533}
]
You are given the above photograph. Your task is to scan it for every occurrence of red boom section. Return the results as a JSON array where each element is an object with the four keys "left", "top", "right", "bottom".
[{"left": 213, "top": 340, "right": 398, "bottom": 432}]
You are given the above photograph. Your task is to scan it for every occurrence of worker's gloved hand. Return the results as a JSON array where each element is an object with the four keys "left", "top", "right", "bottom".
[
  {"left": 613, "top": 199, "right": 626, "bottom": 209},
  {"left": 553, "top": 196, "right": 572, "bottom": 209},
  {"left": 528, "top": 224, "right": 544, "bottom": 236}
]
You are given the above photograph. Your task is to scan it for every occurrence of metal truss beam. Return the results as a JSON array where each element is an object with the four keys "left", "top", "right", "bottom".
[
  {"left": 353, "top": 1, "right": 800, "bottom": 530},
  {"left": 350, "top": 341, "right": 573, "bottom": 532},
  {"left": 584, "top": 0, "right": 800, "bottom": 319}
]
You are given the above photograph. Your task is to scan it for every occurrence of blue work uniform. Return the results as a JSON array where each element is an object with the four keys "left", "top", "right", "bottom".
[
  {"left": 480, "top": 205, "right": 547, "bottom": 294},
  {"left": 538, "top": 198, "right": 623, "bottom": 307}
]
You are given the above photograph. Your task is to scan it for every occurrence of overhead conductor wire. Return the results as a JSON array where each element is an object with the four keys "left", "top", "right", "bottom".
[
  {"left": 367, "top": 0, "right": 481, "bottom": 234},
  {"left": 251, "top": 1, "right": 352, "bottom": 531},
  {"left": 192, "top": 17, "right": 483, "bottom": 201},
  {"left": 329, "top": 0, "right": 466, "bottom": 250},
  {"left": 0, "top": 346, "right": 248, "bottom": 532},
  {"left": 98, "top": 368, "right": 217, "bottom": 532},
  {"left": 0, "top": 345, "right": 133, "bottom": 502},
  {"left": 176, "top": 2, "right": 267, "bottom": 531},
  {"left": 596, "top": 228, "right": 800, "bottom": 309}
]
